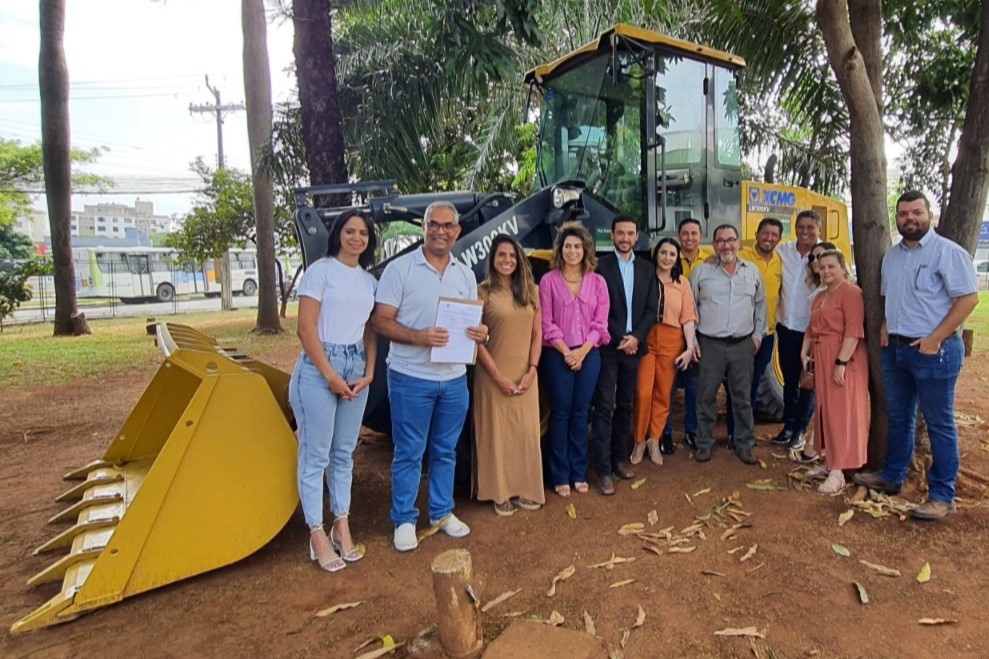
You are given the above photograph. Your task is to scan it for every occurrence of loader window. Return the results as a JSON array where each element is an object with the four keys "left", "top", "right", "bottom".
[
  {"left": 655, "top": 58, "right": 705, "bottom": 169},
  {"left": 714, "top": 70, "right": 741, "bottom": 168},
  {"left": 537, "top": 52, "right": 646, "bottom": 223}
]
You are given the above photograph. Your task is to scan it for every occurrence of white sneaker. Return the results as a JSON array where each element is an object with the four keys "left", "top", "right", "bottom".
[
  {"left": 430, "top": 513, "right": 471, "bottom": 538},
  {"left": 393, "top": 523, "right": 418, "bottom": 552}
]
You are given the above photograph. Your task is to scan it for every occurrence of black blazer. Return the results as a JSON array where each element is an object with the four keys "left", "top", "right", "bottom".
[{"left": 597, "top": 252, "right": 658, "bottom": 356}]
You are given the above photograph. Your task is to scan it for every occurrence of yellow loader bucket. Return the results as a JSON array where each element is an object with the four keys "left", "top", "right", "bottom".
[{"left": 12, "top": 323, "right": 299, "bottom": 633}]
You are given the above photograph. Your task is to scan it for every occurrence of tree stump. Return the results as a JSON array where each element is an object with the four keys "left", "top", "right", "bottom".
[
  {"left": 70, "top": 311, "right": 91, "bottom": 335},
  {"left": 430, "top": 549, "right": 482, "bottom": 658}
]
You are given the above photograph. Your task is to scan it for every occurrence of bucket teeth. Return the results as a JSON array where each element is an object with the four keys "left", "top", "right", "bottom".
[
  {"left": 49, "top": 494, "right": 123, "bottom": 524},
  {"left": 34, "top": 518, "right": 120, "bottom": 555},
  {"left": 63, "top": 460, "right": 115, "bottom": 481},
  {"left": 26, "top": 547, "right": 103, "bottom": 587},
  {"left": 55, "top": 474, "right": 124, "bottom": 502}
]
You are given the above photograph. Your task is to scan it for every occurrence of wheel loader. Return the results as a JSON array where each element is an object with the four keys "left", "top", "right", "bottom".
[{"left": 13, "top": 24, "right": 848, "bottom": 633}]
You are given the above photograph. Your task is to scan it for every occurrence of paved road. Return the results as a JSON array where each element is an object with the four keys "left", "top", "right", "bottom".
[{"left": 10, "top": 295, "right": 261, "bottom": 325}]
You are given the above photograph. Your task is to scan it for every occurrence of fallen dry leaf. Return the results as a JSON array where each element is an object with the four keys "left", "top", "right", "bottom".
[
  {"left": 849, "top": 486, "right": 868, "bottom": 503},
  {"left": 547, "top": 565, "right": 576, "bottom": 597},
  {"left": 544, "top": 610, "right": 565, "bottom": 626},
  {"left": 634, "top": 606, "right": 646, "bottom": 628},
  {"left": 618, "top": 522, "right": 646, "bottom": 536},
  {"left": 588, "top": 554, "right": 636, "bottom": 570},
  {"left": 355, "top": 642, "right": 403, "bottom": 659},
  {"left": 693, "top": 487, "right": 712, "bottom": 497},
  {"left": 918, "top": 618, "right": 958, "bottom": 625},
  {"left": 746, "top": 562, "right": 766, "bottom": 575},
  {"left": 702, "top": 570, "right": 727, "bottom": 577},
  {"left": 746, "top": 482, "right": 785, "bottom": 491},
  {"left": 721, "top": 524, "right": 743, "bottom": 541},
  {"left": 481, "top": 588, "right": 523, "bottom": 613},
  {"left": 714, "top": 627, "right": 766, "bottom": 639},
  {"left": 838, "top": 509, "right": 855, "bottom": 527},
  {"left": 759, "top": 460, "right": 768, "bottom": 470},
  {"left": 609, "top": 579, "right": 636, "bottom": 588},
  {"left": 917, "top": 562, "right": 932, "bottom": 584},
  {"left": 685, "top": 492, "right": 694, "bottom": 506},
  {"left": 621, "top": 629, "right": 631, "bottom": 648},
  {"left": 583, "top": 610, "right": 596, "bottom": 636},
  {"left": 728, "top": 546, "right": 745, "bottom": 555},
  {"left": 565, "top": 502, "right": 577, "bottom": 519},
  {"left": 832, "top": 543, "right": 851, "bottom": 558},
  {"left": 669, "top": 546, "right": 696, "bottom": 554},
  {"left": 630, "top": 478, "right": 647, "bottom": 490},
  {"left": 315, "top": 601, "right": 363, "bottom": 617},
  {"left": 739, "top": 544, "right": 758, "bottom": 563},
  {"left": 854, "top": 582, "right": 869, "bottom": 605},
  {"left": 859, "top": 560, "right": 901, "bottom": 577},
  {"left": 647, "top": 509, "right": 659, "bottom": 526},
  {"left": 417, "top": 524, "right": 441, "bottom": 542},
  {"left": 642, "top": 544, "right": 664, "bottom": 557},
  {"left": 502, "top": 611, "right": 526, "bottom": 618}
]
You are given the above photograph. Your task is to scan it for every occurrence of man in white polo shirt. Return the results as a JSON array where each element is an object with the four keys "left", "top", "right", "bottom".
[{"left": 372, "top": 201, "right": 489, "bottom": 552}]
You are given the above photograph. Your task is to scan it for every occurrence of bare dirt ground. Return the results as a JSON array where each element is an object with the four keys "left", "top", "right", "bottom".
[{"left": 2, "top": 342, "right": 989, "bottom": 658}]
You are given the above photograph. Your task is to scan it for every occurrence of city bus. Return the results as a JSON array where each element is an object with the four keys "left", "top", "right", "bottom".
[{"left": 78, "top": 247, "right": 259, "bottom": 303}]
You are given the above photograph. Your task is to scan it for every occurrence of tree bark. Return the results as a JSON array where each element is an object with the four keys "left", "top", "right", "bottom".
[
  {"left": 939, "top": 0, "right": 989, "bottom": 256},
  {"left": 817, "top": 0, "right": 889, "bottom": 466},
  {"left": 292, "top": 0, "right": 349, "bottom": 202},
  {"left": 848, "top": 0, "right": 883, "bottom": 113},
  {"left": 430, "top": 549, "right": 483, "bottom": 658},
  {"left": 242, "top": 0, "right": 281, "bottom": 333},
  {"left": 39, "top": 0, "right": 88, "bottom": 336}
]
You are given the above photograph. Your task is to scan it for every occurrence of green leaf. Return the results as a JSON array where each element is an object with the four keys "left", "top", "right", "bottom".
[
  {"left": 854, "top": 581, "right": 869, "bottom": 605},
  {"left": 832, "top": 543, "right": 851, "bottom": 558}
]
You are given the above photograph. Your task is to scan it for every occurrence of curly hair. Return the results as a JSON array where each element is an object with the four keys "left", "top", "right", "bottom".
[{"left": 550, "top": 221, "right": 597, "bottom": 272}]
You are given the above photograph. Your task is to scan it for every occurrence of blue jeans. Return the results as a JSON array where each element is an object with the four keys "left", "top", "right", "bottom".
[
  {"left": 289, "top": 342, "right": 368, "bottom": 528},
  {"left": 727, "top": 333, "right": 776, "bottom": 436},
  {"left": 879, "top": 335, "right": 964, "bottom": 503},
  {"left": 777, "top": 323, "right": 815, "bottom": 434},
  {"left": 543, "top": 348, "right": 601, "bottom": 486},
  {"left": 387, "top": 369, "right": 469, "bottom": 526},
  {"left": 663, "top": 365, "right": 698, "bottom": 437}
]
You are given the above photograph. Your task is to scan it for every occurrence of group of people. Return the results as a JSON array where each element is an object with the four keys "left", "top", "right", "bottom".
[{"left": 286, "top": 189, "right": 978, "bottom": 571}]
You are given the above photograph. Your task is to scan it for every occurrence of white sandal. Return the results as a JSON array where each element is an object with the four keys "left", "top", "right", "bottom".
[{"left": 817, "top": 470, "right": 846, "bottom": 494}]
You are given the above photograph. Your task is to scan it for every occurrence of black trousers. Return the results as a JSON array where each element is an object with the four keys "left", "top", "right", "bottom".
[
  {"left": 591, "top": 346, "right": 640, "bottom": 476},
  {"left": 777, "top": 323, "right": 815, "bottom": 434}
]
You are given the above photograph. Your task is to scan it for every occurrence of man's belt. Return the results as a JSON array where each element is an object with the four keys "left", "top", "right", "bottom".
[
  {"left": 697, "top": 332, "right": 752, "bottom": 345},
  {"left": 888, "top": 334, "right": 920, "bottom": 345}
]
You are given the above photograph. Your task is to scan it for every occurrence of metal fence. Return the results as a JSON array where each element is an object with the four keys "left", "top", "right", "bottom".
[{"left": 9, "top": 257, "right": 261, "bottom": 325}]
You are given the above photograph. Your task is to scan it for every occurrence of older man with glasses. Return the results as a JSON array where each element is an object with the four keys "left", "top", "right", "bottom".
[
  {"left": 373, "top": 201, "right": 489, "bottom": 551},
  {"left": 690, "top": 224, "right": 767, "bottom": 464}
]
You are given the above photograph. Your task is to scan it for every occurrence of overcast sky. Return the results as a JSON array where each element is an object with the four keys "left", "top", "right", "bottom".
[{"left": 0, "top": 0, "right": 296, "bottom": 217}]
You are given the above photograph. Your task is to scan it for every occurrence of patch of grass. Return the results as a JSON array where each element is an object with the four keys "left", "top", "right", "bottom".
[{"left": 0, "top": 310, "right": 299, "bottom": 388}]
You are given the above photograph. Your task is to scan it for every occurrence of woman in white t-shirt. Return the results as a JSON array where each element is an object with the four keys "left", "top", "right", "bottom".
[{"left": 289, "top": 209, "right": 378, "bottom": 573}]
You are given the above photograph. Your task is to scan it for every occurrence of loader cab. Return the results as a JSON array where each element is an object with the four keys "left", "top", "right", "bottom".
[{"left": 526, "top": 25, "right": 745, "bottom": 246}]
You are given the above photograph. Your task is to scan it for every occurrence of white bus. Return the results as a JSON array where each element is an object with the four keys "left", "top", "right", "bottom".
[{"left": 79, "top": 247, "right": 258, "bottom": 303}]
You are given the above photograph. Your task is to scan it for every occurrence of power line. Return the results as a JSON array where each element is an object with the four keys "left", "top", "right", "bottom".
[{"left": 0, "top": 92, "right": 202, "bottom": 103}]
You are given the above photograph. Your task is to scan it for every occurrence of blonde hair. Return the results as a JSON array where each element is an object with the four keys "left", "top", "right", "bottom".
[
  {"left": 816, "top": 249, "right": 852, "bottom": 279},
  {"left": 805, "top": 241, "right": 837, "bottom": 288},
  {"left": 550, "top": 221, "right": 597, "bottom": 272}
]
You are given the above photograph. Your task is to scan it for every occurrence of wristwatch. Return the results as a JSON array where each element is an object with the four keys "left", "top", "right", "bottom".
[{"left": 835, "top": 358, "right": 848, "bottom": 366}]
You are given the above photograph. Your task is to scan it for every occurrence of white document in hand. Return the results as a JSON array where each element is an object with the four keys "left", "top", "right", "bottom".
[{"left": 430, "top": 297, "right": 484, "bottom": 364}]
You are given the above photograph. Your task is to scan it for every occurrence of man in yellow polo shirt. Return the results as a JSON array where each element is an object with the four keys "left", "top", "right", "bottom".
[
  {"left": 662, "top": 218, "right": 714, "bottom": 452},
  {"left": 726, "top": 218, "right": 783, "bottom": 445}
]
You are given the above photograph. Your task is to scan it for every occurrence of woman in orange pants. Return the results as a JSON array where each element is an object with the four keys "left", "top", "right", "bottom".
[{"left": 632, "top": 238, "right": 698, "bottom": 465}]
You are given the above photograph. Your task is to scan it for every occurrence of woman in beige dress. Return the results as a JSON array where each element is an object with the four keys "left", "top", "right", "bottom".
[{"left": 473, "top": 234, "right": 545, "bottom": 516}]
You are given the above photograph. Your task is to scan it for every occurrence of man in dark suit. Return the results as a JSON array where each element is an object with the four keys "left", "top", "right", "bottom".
[{"left": 591, "top": 215, "right": 658, "bottom": 495}]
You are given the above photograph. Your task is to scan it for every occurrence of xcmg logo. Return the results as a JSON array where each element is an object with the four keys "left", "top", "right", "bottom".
[{"left": 748, "top": 186, "right": 797, "bottom": 208}]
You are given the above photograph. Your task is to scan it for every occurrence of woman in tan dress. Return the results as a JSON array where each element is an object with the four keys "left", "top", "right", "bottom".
[
  {"left": 473, "top": 234, "right": 545, "bottom": 516},
  {"left": 800, "top": 249, "right": 869, "bottom": 493}
]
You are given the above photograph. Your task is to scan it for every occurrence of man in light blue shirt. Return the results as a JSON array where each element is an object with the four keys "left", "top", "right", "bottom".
[
  {"left": 373, "top": 201, "right": 489, "bottom": 550},
  {"left": 854, "top": 190, "right": 978, "bottom": 521}
]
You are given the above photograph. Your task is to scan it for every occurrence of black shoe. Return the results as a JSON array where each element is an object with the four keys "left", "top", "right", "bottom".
[
  {"left": 660, "top": 433, "right": 676, "bottom": 455},
  {"left": 771, "top": 429, "right": 793, "bottom": 446},
  {"left": 684, "top": 431, "right": 698, "bottom": 450},
  {"left": 786, "top": 432, "right": 806, "bottom": 452},
  {"left": 695, "top": 446, "right": 712, "bottom": 462},
  {"left": 727, "top": 435, "right": 735, "bottom": 451},
  {"left": 851, "top": 472, "right": 902, "bottom": 495},
  {"left": 735, "top": 448, "right": 759, "bottom": 465}
]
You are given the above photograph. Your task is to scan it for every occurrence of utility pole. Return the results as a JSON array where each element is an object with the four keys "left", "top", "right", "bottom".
[{"left": 188, "top": 75, "right": 245, "bottom": 170}]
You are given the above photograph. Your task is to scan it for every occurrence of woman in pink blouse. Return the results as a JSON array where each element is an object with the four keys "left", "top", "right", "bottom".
[{"left": 539, "top": 221, "right": 610, "bottom": 497}]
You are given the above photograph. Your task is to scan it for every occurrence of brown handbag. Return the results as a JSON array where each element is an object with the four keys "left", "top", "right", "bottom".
[{"left": 799, "top": 365, "right": 815, "bottom": 390}]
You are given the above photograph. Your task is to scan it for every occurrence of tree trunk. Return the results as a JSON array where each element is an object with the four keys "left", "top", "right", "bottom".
[
  {"left": 848, "top": 0, "right": 882, "bottom": 114},
  {"left": 39, "top": 0, "right": 88, "bottom": 336},
  {"left": 817, "top": 0, "right": 889, "bottom": 467},
  {"left": 292, "top": 0, "right": 349, "bottom": 203},
  {"left": 243, "top": 0, "right": 281, "bottom": 333},
  {"left": 220, "top": 253, "right": 233, "bottom": 311},
  {"left": 938, "top": 0, "right": 989, "bottom": 256}
]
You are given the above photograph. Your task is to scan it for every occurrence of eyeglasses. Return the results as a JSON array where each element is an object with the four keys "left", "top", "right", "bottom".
[
  {"left": 712, "top": 237, "right": 738, "bottom": 246},
  {"left": 427, "top": 221, "right": 459, "bottom": 233},
  {"left": 808, "top": 253, "right": 824, "bottom": 262}
]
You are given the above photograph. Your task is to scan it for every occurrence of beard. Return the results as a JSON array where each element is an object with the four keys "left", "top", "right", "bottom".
[
  {"left": 898, "top": 223, "right": 930, "bottom": 242},
  {"left": 717, "top": 253, "right": 737, "bottom": 265}
]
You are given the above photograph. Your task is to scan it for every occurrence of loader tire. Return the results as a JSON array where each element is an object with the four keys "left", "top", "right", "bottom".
[{"left": 754, "top": 339, "right": 784, "bottom": 421}]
